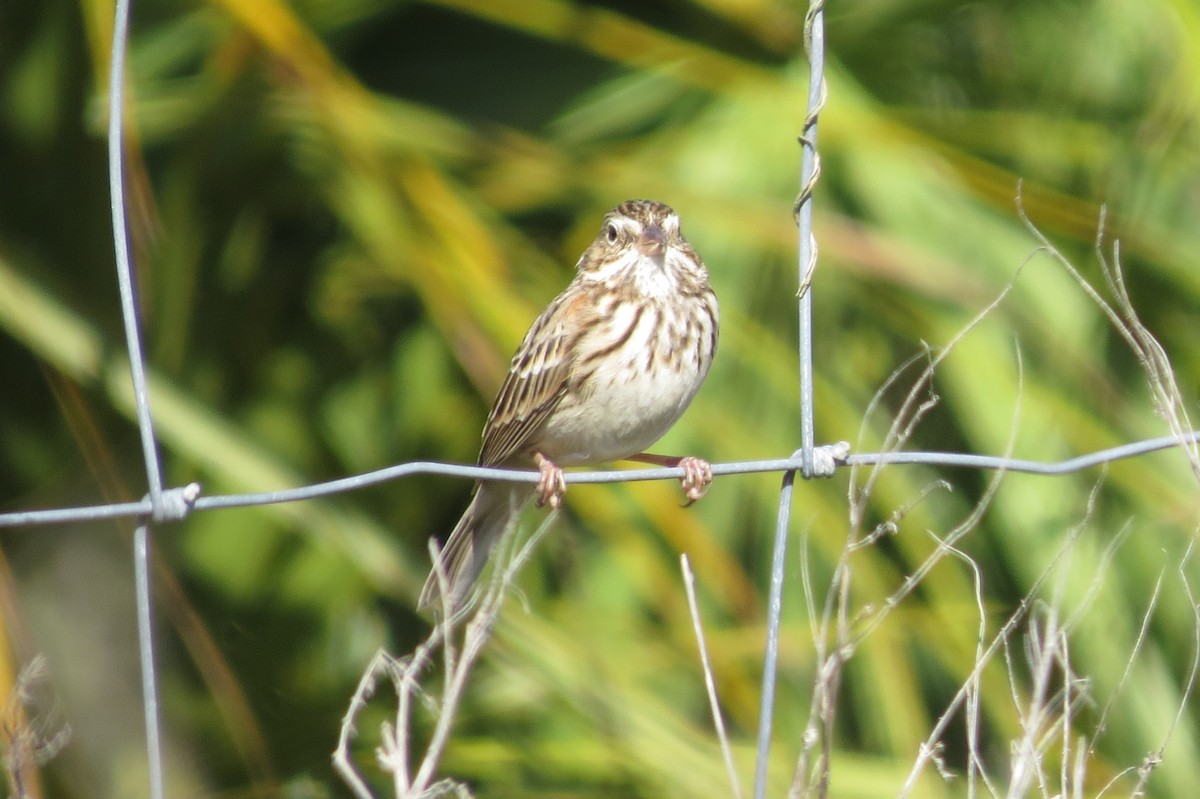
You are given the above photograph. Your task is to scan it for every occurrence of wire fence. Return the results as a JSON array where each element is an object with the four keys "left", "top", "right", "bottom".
[
  {"left": 8, "top": 428, "right": 1199, "bottom": 530},
  {"left": 3, "top": 0, "right": 1199, "bottom": 797}
]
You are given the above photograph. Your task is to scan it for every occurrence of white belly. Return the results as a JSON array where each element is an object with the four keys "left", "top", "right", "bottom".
[{"left": 537, "top": 298, "right": 714, "bottom": 465}]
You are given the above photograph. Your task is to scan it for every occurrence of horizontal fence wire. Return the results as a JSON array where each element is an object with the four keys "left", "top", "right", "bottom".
[
  {"left": 2, "top": 431, "right": 1200, "bottom": 525},
  {"left": 4, "top": 431, "right": 1199, "bottom": 529}
]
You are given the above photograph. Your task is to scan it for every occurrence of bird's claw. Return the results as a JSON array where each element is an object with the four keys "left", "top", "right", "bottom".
[
  {"left": 534, "top": 453, "right": 566, "bottom": 509},
  {"left": 679, "top": 456, "right": 712, "bottom": 506}
]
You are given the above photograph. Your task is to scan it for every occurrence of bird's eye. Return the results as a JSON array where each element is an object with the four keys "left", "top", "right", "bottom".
[{"left": 605, "top": 223, "right": 619, "bottom": 244}]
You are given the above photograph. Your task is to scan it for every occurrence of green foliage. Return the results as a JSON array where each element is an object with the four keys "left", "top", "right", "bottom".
[{"left": 1, "top": 0, "right": 1199, "bottom": 796}]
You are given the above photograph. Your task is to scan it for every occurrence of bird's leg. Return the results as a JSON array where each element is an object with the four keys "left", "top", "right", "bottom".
[
  {"left": 533, "top": 451, "right": 566, "bottom": 509},
  {"left": 626, "top": 453, "right": 713, "bottom": 505}
]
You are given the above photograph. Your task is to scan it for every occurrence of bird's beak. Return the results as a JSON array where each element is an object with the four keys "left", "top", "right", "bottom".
[{"left": 636, "top": 223, "right": 666, "bottom": 260}]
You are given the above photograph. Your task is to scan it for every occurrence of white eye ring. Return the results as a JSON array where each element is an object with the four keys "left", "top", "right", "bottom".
[{"left": 605, "top": 223, "right": 619, "bottom": 244}]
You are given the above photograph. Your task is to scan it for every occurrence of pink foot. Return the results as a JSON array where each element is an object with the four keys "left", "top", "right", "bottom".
[
  {"left": 533, "top": 452, "right": 566, "bottom": 509},
  {"left": 626, "top": 452, "right": 713, "bottom": 506},
  {"left": 678, "top": 456, "right": 713, "bottom": 505}
]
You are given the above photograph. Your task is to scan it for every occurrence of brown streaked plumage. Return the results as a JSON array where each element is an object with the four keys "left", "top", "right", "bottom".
[{"left": 419, "top": 200, "right": 719, "bottom": 614}]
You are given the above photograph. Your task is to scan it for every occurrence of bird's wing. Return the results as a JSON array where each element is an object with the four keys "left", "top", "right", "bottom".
[{"left": 477, "top": 288, "right": 589, "bottom": 468}]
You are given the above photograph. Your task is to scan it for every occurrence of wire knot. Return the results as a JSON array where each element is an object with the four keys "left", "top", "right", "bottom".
[
  {"left": 149, "top": 482, "right": 202, "bottom": 523},
  {"left": 805, "top": 441, "right": 850, "bottom": 478}
]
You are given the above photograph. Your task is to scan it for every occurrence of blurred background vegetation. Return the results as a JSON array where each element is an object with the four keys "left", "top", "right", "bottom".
[{"left": 1, "top": 0, "right": 1199, "bottom": 796}]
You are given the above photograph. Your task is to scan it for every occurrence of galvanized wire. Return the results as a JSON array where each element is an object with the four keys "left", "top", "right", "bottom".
[
  {"left": 133, "top": 522, "right": 165, "bottom": 799},
  {"left": 107, "top": 1, "right": 166, "bottom": 796},
  {"left": 108, "top": 0, "right": 164, "bottom": 509},
  {"left": 755, "top": 465, "right": 799, "bottom": 798},
  {"left": 4, "top": 432, "right": 1200, "bottom": 528},
  {"left": 754, "top": 2, "right": 829, "bottom": 797}
]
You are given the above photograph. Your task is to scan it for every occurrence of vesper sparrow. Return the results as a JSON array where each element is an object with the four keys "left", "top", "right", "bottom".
[{"left": 419, "top": 200, "right": 719, "bottom": 613}]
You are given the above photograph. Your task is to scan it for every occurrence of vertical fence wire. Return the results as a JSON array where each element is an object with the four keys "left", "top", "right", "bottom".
[
  {"left": 754, "top": 468, "right": 799, "bottom": 799},
  {"left": 107, "top": 0, "right": 167, "bottom": 796},
  {"left": 107, "top": 0, "right": 163, "bottom": 503},
  {"left": 754, "top": 3, "right": 827, "bottom": 797},
  {"left": 796, "top": 1, "right": 825, "bottom": 477},
  {"left": 133, "top": 523, "right": 165, "bottom": 799}
]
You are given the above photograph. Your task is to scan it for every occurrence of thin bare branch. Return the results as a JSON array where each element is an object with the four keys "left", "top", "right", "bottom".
[{"left": 681, "top": 556, "right": 744, "bottom": 799}]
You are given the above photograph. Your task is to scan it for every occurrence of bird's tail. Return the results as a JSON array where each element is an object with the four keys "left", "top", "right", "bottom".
[{"left": 418, "top": 482, "right": 523, "bottom": 614}]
